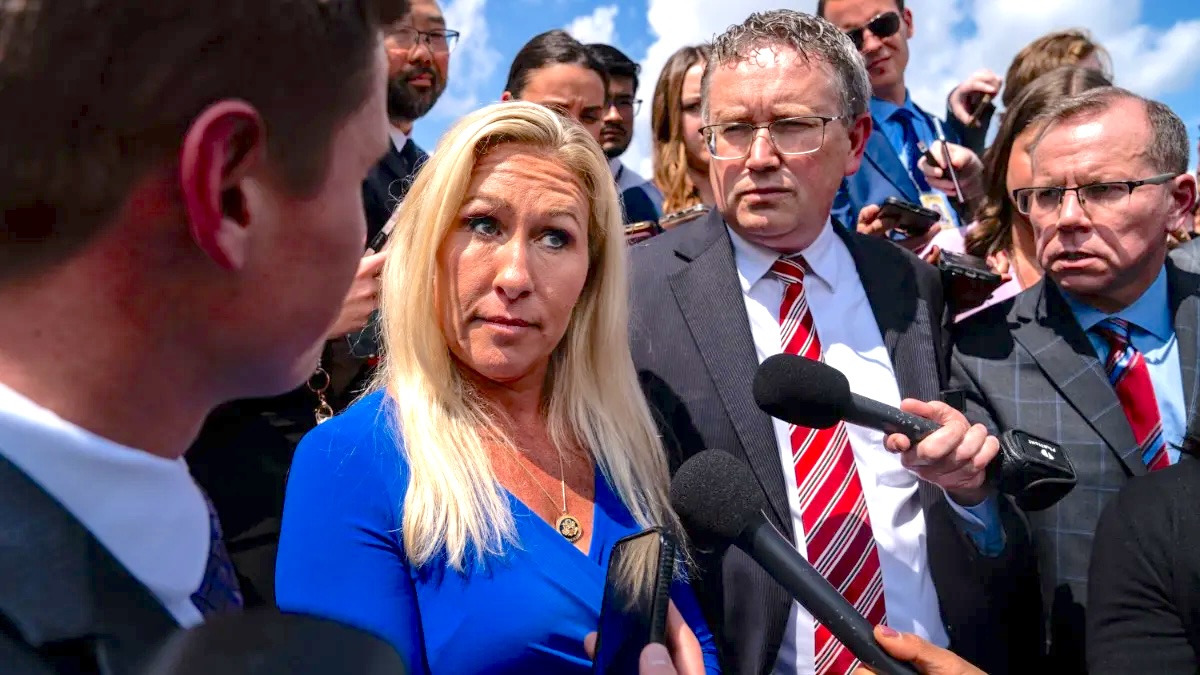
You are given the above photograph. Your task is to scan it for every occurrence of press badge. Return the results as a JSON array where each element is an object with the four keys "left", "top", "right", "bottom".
[{"left": 920, "top": 192, "right": 955, "bottom": 225}]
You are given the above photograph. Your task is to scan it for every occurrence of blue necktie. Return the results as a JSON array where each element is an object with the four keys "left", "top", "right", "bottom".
[
  {"left": 191, "top": 491, "right": 244, "bottom": 616},
  {"left": 894, "top": 109, "right": 932, "bottom": 193}
]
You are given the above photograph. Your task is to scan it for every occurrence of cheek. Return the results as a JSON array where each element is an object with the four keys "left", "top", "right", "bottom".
[{"left": 543, "top": 251, "right": 591, "bottom": 331}]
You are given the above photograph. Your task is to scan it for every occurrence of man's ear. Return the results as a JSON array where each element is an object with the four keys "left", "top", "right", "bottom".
[
  {"left": 1168, "top": 173, "right": 1198, "bottom": 230},
  {"left": 500, "top": 91, "right": 515, "bottom": 102},
  {"left": 845, "top": 113, "right": 873, "bottom": 177},
  {"left": 179, "top": 100, "right": 266, "bottom": 271},
  {"left": 902, "top": 7, "right": 915, "bottom": 39}
]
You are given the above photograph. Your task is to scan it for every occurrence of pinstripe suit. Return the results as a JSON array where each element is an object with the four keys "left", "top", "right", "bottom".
[
  {"left": 950, "top": 260, "right": 1200, "bottom": 671},
  {"left": 631, "top": 210, "right": 1041, "bottom": 674}
]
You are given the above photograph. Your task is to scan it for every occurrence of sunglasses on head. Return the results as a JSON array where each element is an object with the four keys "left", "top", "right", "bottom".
[{"left": 844, "top": 11, "right": 902, "bottom": 51}]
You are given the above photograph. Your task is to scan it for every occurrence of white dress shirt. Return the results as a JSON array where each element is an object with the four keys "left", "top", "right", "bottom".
[
  {"left": 726, "top": 223, "right": 950, "bottom": 675},
  {"left": 389, "top": 127, "right": 409, "bottom": 155},
  {"left": 0, "top": 382, "right": 210, "bottom": 627}
]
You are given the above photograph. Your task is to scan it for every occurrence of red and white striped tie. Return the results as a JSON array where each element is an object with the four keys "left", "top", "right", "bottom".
[{"left": 772, "top": 256, "right": 886, "bottom": 674}]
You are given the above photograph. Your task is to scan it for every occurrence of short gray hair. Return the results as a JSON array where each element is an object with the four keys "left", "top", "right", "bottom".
[
  {"left": 1028, "top": 86, "right": 1189, "bottom": 175},
  {"left": 701, "top": 10, "right": 870, "bottom": 123}
]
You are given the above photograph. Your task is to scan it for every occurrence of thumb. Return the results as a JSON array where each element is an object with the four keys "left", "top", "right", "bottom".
[{"left": 872, "top": 625, "right": 981, "bottom": 674}]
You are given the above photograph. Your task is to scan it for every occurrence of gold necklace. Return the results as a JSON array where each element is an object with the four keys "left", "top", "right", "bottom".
[{"left": 500, "top": 444, "right": 582, "bottom": 543}]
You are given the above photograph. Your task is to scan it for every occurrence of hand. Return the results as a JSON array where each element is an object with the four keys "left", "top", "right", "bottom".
[
  {"left": 856, "top": 203, "right": 940, "bottom": 255},
  {"left": 584, "top": 601, "right": 704, "bottom": 675},
  {"left": 884, "top": 399, "right": 999, "bottom": 506},
  {"left": 851, "top": 626, "right": 986, "bottom": 674},
  {"left": 325, "top": 250, "right": 387, "bottom": 340},
  {"left": 948, "top": 69, "right": 1002, "bottom": 127},
  {"left": 917, "top": 142, "right": 984, "bottom": 203}
]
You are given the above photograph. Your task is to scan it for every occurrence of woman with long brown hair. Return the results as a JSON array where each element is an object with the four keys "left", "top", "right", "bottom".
[{"left": 651, "top": 44, "right": 712, "bottom": 228}]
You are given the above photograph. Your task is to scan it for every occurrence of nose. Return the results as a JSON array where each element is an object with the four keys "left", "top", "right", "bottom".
[
  {"left": 602, "top": 100, "right": 622, "bottom": 124},
  {"left": 861, "top": 29, "right": 885, "bottom": 55},
  {"left": 1055, "top": 189, "right": 1091, "bottom": 233},
  {"left": 744, "top": 127, "right": 781, "bottom": 172},
  {"left": 495, "top": 235, "right": 534, "bottom": 301},
  {"left": 409, "top": 36, "right": 434, "bottom": 63}
]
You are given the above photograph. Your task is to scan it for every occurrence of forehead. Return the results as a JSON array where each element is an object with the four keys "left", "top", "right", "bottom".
[
  {"left": 607, "top": 75, "right": 636, "bottom": 94},
  {"left": 705, "top": 47, "right": 839, "bottom": 119},
  {"left": 1030, "top": 101, "right": 1154, "bottom": 178},
  {"left": 405, "top": 0, "right": 444, "bottom": 25},
  {"left": 821, "top": 0, "right": 902, "bottom": 27},
  {"left": 468, "top": 144, "right": 588, "bottom": 210},
  {"left": 522, "top": 64, "right": 606, "bottom": 104}
]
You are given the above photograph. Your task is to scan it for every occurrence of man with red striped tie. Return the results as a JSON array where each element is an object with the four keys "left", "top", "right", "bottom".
[
  {"left": 629, "top": 10, "right": 1042, "bottom": 675},
  {"left": 951, "top": 87, "right": 1199, "bottom": 672}
]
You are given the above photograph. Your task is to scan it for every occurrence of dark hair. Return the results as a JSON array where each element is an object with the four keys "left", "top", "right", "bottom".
[
  {"left": 587, "top": 43, "right": 641, "bottom": 92},
  {"left": 816, "top": 0, "right": 904, "bottom": 18},
  {"left": 0, "top": 0, "right": 407, "bottom": 283},
  {"left": 503, "top": 30, "right": 609, "bottom": 99},
  {"left": 966, "top": 66, "right": 1112, "bottom": 259}
]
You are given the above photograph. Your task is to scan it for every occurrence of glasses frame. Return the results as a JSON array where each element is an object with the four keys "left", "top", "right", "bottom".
[
  {"left": 1011, "top": 172, "right": 1180, "bottom": 216},
  {"left": 844, "top": 11, "right": 902, "bottom": 51},
  {"left": 700, "top": 115, "right": 845, "bottom": 160},
  {"left": 385, "top": 27, "right": 461, "bottom": 53},
  {"left": 610, "top": 96, "right": 643, "bottom": 116}
]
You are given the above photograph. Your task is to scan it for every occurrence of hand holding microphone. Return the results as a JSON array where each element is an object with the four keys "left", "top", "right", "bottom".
[{"left": 884, "top": 399, "right": 998, "bottom": 506}]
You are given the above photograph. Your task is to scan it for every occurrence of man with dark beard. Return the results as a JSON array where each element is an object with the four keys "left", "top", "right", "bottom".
[{"left": 363, "top": 0, "right": 455, "bottom": 237}]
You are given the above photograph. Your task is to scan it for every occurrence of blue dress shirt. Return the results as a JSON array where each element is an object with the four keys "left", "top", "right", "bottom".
[
  {"left": 1063, "top": 267, "right": 1187, "bottom": 462},
  {"left": 869, "top": 93, "right": 962, "bottom": 228},
  {"left": 275, "top": 391, "right": 721, "bottom": 674}
]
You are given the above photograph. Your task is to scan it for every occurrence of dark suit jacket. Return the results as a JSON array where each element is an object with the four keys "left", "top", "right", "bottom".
[
  {"left": 950, "top": 261, "right": 1200, "bottom": 671},
  {"left": 831, "top": 102, "right": 991, "bottom": 228},
  {"left": 629, "top": 210, "right": 1040, "bottom": 674},
  {"left": 362, "top": 138, "right": 428, "bottom": 242},
  {"left": 1087, "top": 456, "right": 1200, "bottom": 674},
  {"left": 0, "top": 455, "right": 179, "bottom": 674}
]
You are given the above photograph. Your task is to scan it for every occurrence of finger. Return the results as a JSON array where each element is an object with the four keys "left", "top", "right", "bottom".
[
  {"left": 584, "top": 633, "right": 598, "bottom": 660},
  {"left": 641, "top": 643, "right": 678, "bottom": 675},
  {"left": 666, "top": 601, "right": 705, "bottom": 675},
  {"left": 361, "top": 250, "right": 389, "bottom": 275},
  {"left": 874, "top": 625, "right": 986, "bottom": 674},
  {"left": 857, "top": 203, "right": 882, "bottom": 226}
]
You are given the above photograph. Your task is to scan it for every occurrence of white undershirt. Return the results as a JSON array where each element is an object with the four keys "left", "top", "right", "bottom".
[
  {"left": 726, "top": 222, "right": 949, "bottom": 675},
  {"left": 0, "top": 382, "right": 209, "bottom": 627}
]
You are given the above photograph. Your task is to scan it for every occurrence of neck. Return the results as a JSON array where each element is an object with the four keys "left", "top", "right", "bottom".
[
  {"left": 0, "top": 271, "right": 215, "bottom": 460},
  {"left": 463, "top": 365, "right": 547, "bottom": 431},
  {"left": 688, "top": 166, "right": 715, "bottom": 206},
  {"left": 875, "top": 83, "right": 907, "bottom": 107},
  {"left": 392, "top": 119, "right": 414, "bottom": 135},
  {"left": 1010, "top": 217, "right": 1042, "bottom": 289}
]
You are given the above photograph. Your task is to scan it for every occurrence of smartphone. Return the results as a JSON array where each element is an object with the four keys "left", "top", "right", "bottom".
[
  {"left": 625, "top": 220, "right": 664, "bottom": 246},
  {"left": 938, "top": 250, "right": 1002, "bottom": 286},
  {"left": 592, "top": 528, "right": 676, "bottom": 675},
  {"left": 879, "top": 197, "right": 941, "bottom": 237}
]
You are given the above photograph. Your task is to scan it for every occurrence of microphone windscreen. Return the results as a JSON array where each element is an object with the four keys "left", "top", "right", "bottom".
[
  {"left": 753, "top": 354, "right": 852, "bottom": 430},
  {"left": 670, "top": 450, "right": 768, "bottom": 548}
]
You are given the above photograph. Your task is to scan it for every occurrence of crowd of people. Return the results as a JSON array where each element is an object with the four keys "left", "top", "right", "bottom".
[{"left": 2, "top": 0, "right": 1200, "bottom": 674}]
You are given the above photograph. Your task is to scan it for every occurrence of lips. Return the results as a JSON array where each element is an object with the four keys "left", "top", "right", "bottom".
[
  {"left": 480, "top": 316, "right": 534, "bottom": 328},
  {"left": 868, "top": 56, "right": 890, "bottom": 70}
]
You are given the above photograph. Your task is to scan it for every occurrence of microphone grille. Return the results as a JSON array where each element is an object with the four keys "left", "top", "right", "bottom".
[
  {"left": 752, "top": 353, "right": 851, "bottom": 429},
  {"left": 670, "top": 450, "right": 768, "bottom": 547}
]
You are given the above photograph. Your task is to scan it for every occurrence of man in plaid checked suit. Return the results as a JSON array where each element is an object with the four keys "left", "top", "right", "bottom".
[{"left": 950, "top": 86, "right": 1199, "bottom": 672}]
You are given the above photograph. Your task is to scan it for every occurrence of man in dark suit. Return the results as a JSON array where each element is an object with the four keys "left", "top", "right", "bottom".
[
  {"left": 0, "top": 0, "right": 404, "bottom": 671},
  {"left": 630, "top": 10, "right": 1039, "bottom": 675},
  {"left": 951, "top": 87, "right": 1199, "bottom": 671},
  {"left": 818, "top": 0, "right": 997, "bottom": 244}
]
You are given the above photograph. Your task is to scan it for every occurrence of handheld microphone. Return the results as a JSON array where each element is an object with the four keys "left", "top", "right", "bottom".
[
  {"left": 752, "top": 353, "right": 1078, "bottom": 511},
  {"left": 671, "top": 450, "right": 916, "bottom": 675},
  {"left": 753, "top": 353, "right": 939, "bottom": 442}
]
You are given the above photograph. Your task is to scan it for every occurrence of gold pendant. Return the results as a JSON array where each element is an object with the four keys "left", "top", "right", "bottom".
[{"left": 556, "top": 514, "right": 582, "bottom": 542}]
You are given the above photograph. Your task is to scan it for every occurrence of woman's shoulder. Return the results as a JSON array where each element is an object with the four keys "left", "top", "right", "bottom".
[{"left": 290, "top": 390, "right": 410, "bottom": 493}]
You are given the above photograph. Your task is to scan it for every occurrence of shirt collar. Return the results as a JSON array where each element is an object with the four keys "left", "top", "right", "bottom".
[
  {"left": 609, "top": 157, "right": 625, "bottom": 180},
  {"left": 869, "top": 90, "right": 917, "bottom": 122},
  {"left": 727, "top": 218, "right": 841, "bottom": 294},
  {"left": 1063, "top": 265, "right": 1172, "bottom": 340},
  {"left": 0, "top": 382, "right": 210, "bottom": 617},
  {"left": 389, "top": 127, "right": 409, "bottom": 155}
]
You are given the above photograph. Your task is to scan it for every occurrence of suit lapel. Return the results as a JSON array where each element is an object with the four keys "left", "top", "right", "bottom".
[
  {"left": 1012, "top": 282, "right": 1144, "bottom": 476},
  {"left": 1167, "top": 260, "right": 1200, "bottom": 430},
  {"left": 839, "top": 229, "right": 941, "bottom": 401},
  {"left": 379, "top": 140, "right": 411, "bottom": 186},
  {"left": 667, "top": 213, "right": 794, "bottom": 536},
  {"left": 0, "top": 454, "right": 179, "bottom": 671},
  {"left": 863, "top": 126, "right": 921, "bottom": 203}
]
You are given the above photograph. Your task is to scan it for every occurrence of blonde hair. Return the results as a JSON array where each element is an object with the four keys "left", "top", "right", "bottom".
[
  {"left": 1002, "top": 29, "right": 1111, "bottom": 109},
  {"left": 373, "top": 101, "right": 682, "bottom": 570},
  {"left": 652, "top": 44, "right": 710, "bottom": 216}
]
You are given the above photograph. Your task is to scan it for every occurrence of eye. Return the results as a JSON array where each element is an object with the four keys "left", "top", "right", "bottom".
[
  {"left": 540, "top": 228, "right": 573, "bottom": 250},
  {"left": 465, "top": 215, "right": 501, "bottom": 236},
  {"left": 581, "top": 112, "right": 602, "bottom": 125}
]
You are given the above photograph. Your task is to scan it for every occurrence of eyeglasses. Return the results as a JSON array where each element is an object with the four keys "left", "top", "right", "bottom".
[
  {"left": 386, "top": 27, "right": 460, "bottom": 53},
  {"left": 843, "top": 11, "right": 902, "bottom": 51},
  {"left": 1012, "top": 173, "right": 1179, "bottom": 216},
  {"left": 700, "top": 116, "right": 844, "bottom": 160},
  {"left": 611, "top": 96, "right": 643, "bottom": 116}
]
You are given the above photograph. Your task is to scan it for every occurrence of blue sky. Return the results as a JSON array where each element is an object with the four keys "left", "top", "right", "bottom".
[{"left": 414, "top": 0, "right": 1200, "bottom": 178}]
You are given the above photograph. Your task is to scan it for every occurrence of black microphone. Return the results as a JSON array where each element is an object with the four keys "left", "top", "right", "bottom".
[
  {"left": 753, "top": 353, "right": 938, "bottom": 442},
  {"left": 671, "top": 450, "right": 916, "bottom": 675}
]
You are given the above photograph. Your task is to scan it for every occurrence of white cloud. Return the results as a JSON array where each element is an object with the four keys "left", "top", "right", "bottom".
[
  {"left": 566, "top": 5, "right": 620, "bottom": 46},
  {"left": 623, "top": 0, "right": 1200, "bottom": 181},
  {"left": 434, "top": 0, "right": 501, "bottom": 120}
]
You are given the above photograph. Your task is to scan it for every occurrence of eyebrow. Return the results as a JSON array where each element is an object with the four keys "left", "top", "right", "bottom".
[{"left": 465, "top": 195, "right": 583, "bottom": 227}]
